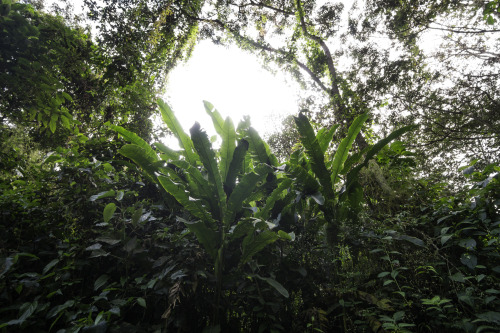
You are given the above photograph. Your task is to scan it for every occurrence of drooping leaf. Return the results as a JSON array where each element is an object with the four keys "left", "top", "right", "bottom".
[
  {"left": 340, "top": 147, "right": 369, "bottom": 175},
  {"left": 155, "top": 142, "right": 181, "bottom": 161},
  {"left": 90, "top": 190, "right": 116, "bottom": 202},
  {"left": 330, "top": 113, "right": 369, "bottom": 186},
  {"left": 49, "top": 114, "right": 58, "bottom": 133},
  {"left": 345, "top": 124, "right": 417, "bottom": 190},
  {"left": 103, "top": 203, "right": 116, "bottom": 223},
  {"left": 46, "top": 300, "right": 75, "bottom": 319},
  {"left": 118, "top": 144, "right": 159, "bottom": 181},
  {"left": 60, "top": 114, "right": 70, "bottom": 129},
  {"left": 241, "top": 229, "right": 279, "bottom": 264},
  {"left": 253, "top": 274, "right": 289, "bottom": 298},
  {"left": 310, "top": 192, "right": 325, "bottom": 205},
  {"left": 4, "top": 301, "right": 38, "bottom": 326},
  {"left": 229, "top": 218, "right": 256, "bottom": 240},
  {"left": 42, "top": 259, "right": 59, "bottom": 275},
  {"left": 158, "top": 99, "right": 199, "bottom": 165},
  {"left": 183, "top": 220, "right": 219, "bottom": 259},
  {"left": 168, "top": 159, "right": 211, "bottom": 196},
  {"left": 94, "top": 274, "right": 109, "bottom": 291},
  {"left": 108, "top": 124, "right": 157, "bottom": 162},
  {"left": 137, "top": 297, "right": 147, "bottom": 308},
  {"left": 158, "top": 176, "right": 216, "bottom": 224}
]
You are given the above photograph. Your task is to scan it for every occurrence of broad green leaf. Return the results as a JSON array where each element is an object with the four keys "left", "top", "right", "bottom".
[
  {"left": 310, "top": 192, "right": 325, "bottom": 205},
  {"left": 278, "top": 230, "right": 292, "bottom": 240},
  {"left": 441, "top": 234, "right": 453, "bottom": 245},
  {"left": 204, "top": 100, "right": 225, "bottom": 136},
  {"left": 103, "top": 203, "right": 116, "bottom": 223},
  {"left": 49, "top": 114, "right": 57, "bottom": 133},
  {"left": 137, "top": 297, "right": 146, "bottom": 308},
  {"left": 253, "top": 274, "right": 289, "bottom": 298},
  {"left": 158, "top": 176, "right": 216, "bottom": 224},
  {"left": 476, "top": 311, "right": 500, "bottom": 324},
  {"left": 458, "top": 238, "right": 477, "bottom": 250},
  {"left": 294, "top": 113, "right": 333, "bottom": 197},
  {"left": 90, "top": 190, "right": 116, "bottom": 202},
  {"left": 219, "top": 117, "right": 236, "bottom": 182},
  {"left": 164, "top": 160, "right": 219, "bottom": 219},
  {"left": 246, "top": 127, "right": 277, "bottom": 166},
  {"left": 460, "top": 253, "right": 478, "bottom": 269},
  {"left": 119, "top": 144, "right": 159, "bottom": 181},
  {"left": 236, "top": 116, "right": 251, "bottom": 137},
  {"left": 108, "top": 124, "right": 157, "bottom": 162},
  {"left": 345, "top": 124, "right": 417, "bottom": 190},
  {"left": 229, "top": 218, "right": 255, "bottom": 240},
  {"left": 61, "top": 91, "right": 73, "bottom": 101},
  {"left": 241, "top": 229, "right": 279, "bottom": 263},
  {"left": 190, "top": 122, "right": 226, "bottom": 217},
  {"left": 154, "top": 142, "right": 181, "bottom": 160},
  {"left": 337, "top": 180, "right": 363, "bottom": 222},
  {"left": 60, "top": 115, "right": 70, "bottom": 129},
  {"left": 184, "top": 220, "right": 219, "bottom": 259},
  {"left": 287, "top": 164, "right": 320, "bottom": 194},
  {"left": 168, "top": 160, "right": 211, "bottom": 193},
  {"left": 94, "top": 274, "right": 109, "bottom": 290},
  {"left": 316, "top": 124, "right": 339, "bottom": 154},
  {"left": 224, "top": 164, "right": 272, "bottom": 226},
  {"left": 365, "top": 125, "right": 417, "bottom": 165},
  {"left": 340, "top": 147, "right": 369, "bottom": 175},
  {"left": 47, "top": 300, "right": 75, "bottom": 319},
  {"left": 42, "top": 259, "right": 59, "bottom": 275},
  {"left": 256, "top": 178, "right": 293, "bottom": 220},
  {"left": 158, "top": 99, "right": 199, "bottom": 165},
  {"left": 116, "top": 191, "right": 124, "bottom": 201},
  {"left": 4, "top": 301, "right": 39, "bottom": 326},
  {"left": 225, "top": 139, "right": 250, "bottom": 195},
  {"left": 330, "top": 113, "right": 369, "bottom": 186}
]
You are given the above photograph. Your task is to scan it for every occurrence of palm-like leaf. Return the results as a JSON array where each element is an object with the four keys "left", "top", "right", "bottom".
[
  {"left": 345, "top": 124, "right": 418, "bottom": 191},
  {"left": 225, "top": 139, "right": 249, "bottom": 195},
  {"left": 204, "top": 100, "right": 225, "bottom": 136},
  {"left": 158, "top": 99, "right": 199, "bottom": 165},
  {"left": 219, "top": 117, "right": 236, "bottom": 182},
  {"left": 190, "top": 123, "right": 227, "bottom": 218},
  {"left": 330, "top": 113, "right": 369, "bottom": 186},
  {"left": 118, "top": 144, "right": 159, "bottom": 182},
  {"left": 294, "top": 113, "right": 333, "bottom": 198},
  {"left": 108, "top": 124, "right": 158, "bottom": 162},
  {"left": 224, "top": 164, "right": 272, "bottom": 227}
]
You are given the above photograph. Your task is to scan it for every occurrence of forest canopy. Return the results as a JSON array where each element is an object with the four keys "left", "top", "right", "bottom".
[{"left": 0, "top": 0, "right": 499, "bottom": 332}]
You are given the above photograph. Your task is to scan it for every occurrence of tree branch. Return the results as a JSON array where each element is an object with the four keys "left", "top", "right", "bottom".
[
  {"left": 294, "top": 0, "right": 343, "bottom": 111},
  {"left": 188, "top": 14, "right": 331, "bottom": 94}
]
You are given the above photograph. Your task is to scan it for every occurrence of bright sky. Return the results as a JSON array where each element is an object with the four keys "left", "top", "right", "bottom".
[{"left": 163, "top": 40, "right": 300, "bottom": 139}]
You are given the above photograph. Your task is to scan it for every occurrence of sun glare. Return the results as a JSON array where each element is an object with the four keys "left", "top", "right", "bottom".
[{"left": 164, "top": 40, "right": 300, "bottom": 140}]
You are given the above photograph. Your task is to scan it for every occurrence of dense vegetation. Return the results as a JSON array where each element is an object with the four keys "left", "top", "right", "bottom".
[{"left": 1, "top": 0, "right": 499, "bottom": 332}]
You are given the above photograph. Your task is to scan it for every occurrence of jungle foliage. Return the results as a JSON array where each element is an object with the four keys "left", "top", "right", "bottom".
[{"left": 0, "top": 0, "right": 499, "bottom": 332}]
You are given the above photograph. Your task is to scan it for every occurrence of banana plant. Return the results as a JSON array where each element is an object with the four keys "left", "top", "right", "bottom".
[
  {"left": 109, "top": 99, "right": 293, "bottom": 325},
  {"left": 290, "top": 112, "right": 417, "bottom": 244}
]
